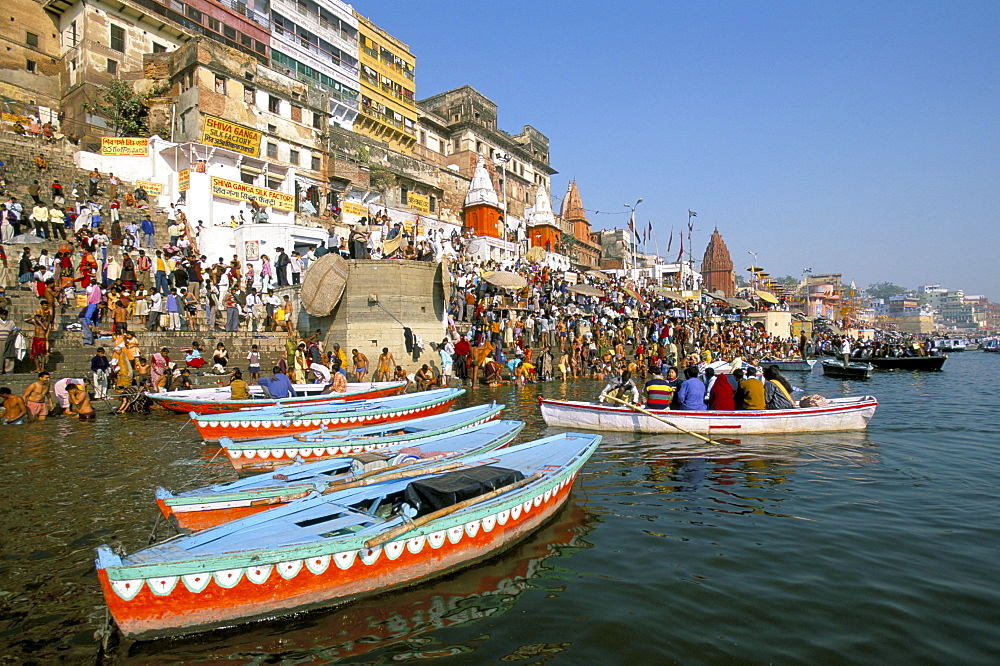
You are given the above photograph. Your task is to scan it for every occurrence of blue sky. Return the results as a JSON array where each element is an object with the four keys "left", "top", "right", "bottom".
[{"left": 365, "top": 1, "right": 1000, "bottom": 299}]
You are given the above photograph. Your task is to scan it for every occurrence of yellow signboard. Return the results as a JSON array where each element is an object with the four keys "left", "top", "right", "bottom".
[
  {"left": 135, "top": 180, "right": 163, "bottom": 196},
  {"left": 342, "top": 201, "right": 368, "bottom": 217},
  {"left": 210, "top": 176, "right": 294, "bottom": 212},
  {"left": 201, "top": 115, "right": 261, "bottom": 157},
  {"left": 100, "top": 137, "right": 148, "bottom": 156},
  {"left": 407, "top": 192, "right": 430, "bottom": 214},
  {"left": 177, "top": 169, "right": 190, "bottom": 192}
]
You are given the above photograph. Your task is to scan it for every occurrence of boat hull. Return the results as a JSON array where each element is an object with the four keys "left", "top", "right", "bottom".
[
  {"left": 821, "top": 360, "right": 873, "bottom": 380},
  {"left": 866, "top": 356, "right": 946, "bottom": 371},
  {"left": 96, "top": 434, "right": 599, "bottom": 640},
  {"left": 538, "top": 396, "right": 878, "bottom": 434},
  {"left": 149, "top": 382, "right": 406, "bottom": 414},
  {"left": 223, "top": 404, "right": 503, "bottom": 473},
  {"left": 158, "top": 420, "right": 525, "bottom": 531},
  {"left": 758, "top": 359, "right": 817, "bottom": 372},
  {"left": 191, "top": 389, "right": 464, "bottom": 442}
]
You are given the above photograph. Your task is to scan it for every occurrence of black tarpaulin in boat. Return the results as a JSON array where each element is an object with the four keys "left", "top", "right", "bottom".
[{"left": 405, "top": 465, "right": 525, "bottom": 516}]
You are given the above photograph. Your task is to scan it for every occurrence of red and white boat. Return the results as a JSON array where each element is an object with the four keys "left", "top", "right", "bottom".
[
  {"left": 538, "top": 395, "right": 878, "bottom": 434},
  {"left": 148, "top": 381, "right": 407, "bottom": 415},
  {"left": 192, "top": 389, "right": 465, "bottom": 442}
]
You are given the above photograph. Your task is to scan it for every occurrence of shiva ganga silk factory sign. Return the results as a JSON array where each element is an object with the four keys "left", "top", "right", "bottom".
[
  {"left": 201, "top": 115, "right": 262, "bottom": 157},
  {"left": 100, "top": 137, "right": 148, "bottom": 156},
  {"left": 210, "top": 176, "right": 295, "bottom": 211}
]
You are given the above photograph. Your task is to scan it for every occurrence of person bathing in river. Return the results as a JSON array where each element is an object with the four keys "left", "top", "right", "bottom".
[
  {"left": 67, "top": 383, "right": 95, "bottom": 420},
  {"left": 1, "top": 387, "right": 28, "bottom": 424}
]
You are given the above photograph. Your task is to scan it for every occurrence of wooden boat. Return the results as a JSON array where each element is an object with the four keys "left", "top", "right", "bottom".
[
  {"left": 95, "top": 432, "right": 602, "bottom": 639},
  {"left": 157, "top": 420, "right": 526, "bottom": 531},
  {"left": 191, "top": 388, "right": 465, "bottom": 442},
  {"left": 821, "top": 359, "right": 874, "bottom": 380},
  {"left": 538, "top": 395, "right": 878, "bottom": 434},
  {"left": 148, "top": 381, "right": 407, "bottom": 415},
  {"left": 866, "top": 355, "right": 946, "bottom": 371},
  {"left": 758, "top": 359, "right": 817, "bottom": 372},
  {"left": 222, "top": 403, "right": 505, "bottom": 473}
]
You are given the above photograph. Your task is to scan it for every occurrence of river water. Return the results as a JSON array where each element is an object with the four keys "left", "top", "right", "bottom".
[{"left": 2, "top": 352, "right": 999, "bottom": 664}]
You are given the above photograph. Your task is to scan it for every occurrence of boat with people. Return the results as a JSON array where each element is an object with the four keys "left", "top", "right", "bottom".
[
  {"left": 221, "top": 403, "right": 505, "bottom": 473},
  {"left": 191, "top": 388, "right": 465, "bottom": 442},
  {"left": 157, "top": 420, "right": 526, "bottom": 531},
  {"left": 866, "top": 355, "right": 946, "bottom": 371},
  {"left": 538, "top": 395, "right": 878, "bottom": 434},
  {"left": 821, "top": 359, "right": 874, "bottom": 380},
  {"left": 95, "top": 432, "right": 602, "bottom": 639},
  {"left": 148, "top": 381, "right": 408, "bottom": 415}
]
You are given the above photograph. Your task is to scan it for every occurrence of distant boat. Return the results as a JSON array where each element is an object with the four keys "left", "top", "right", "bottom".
[
  {"left": 96, "top": 432, "right": 602, "bottom": 639},
  {"left": 867, "top": 355, "right": 946, "bottom": 371},
  {"left": 821, "top": 359, "right": 874, "bottom": 380}
]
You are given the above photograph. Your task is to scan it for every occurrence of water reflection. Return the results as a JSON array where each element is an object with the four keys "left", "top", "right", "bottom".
[{"left": 115, "top": 499, "right": 596, "bottom": 664}]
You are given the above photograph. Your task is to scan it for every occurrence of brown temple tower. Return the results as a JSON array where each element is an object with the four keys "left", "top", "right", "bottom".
[
  {"left": 560, "top": 181, "right": 601, "bottom": 268},
  {"left": 701, "top": 228, "right": 736, "bottom": 296}
]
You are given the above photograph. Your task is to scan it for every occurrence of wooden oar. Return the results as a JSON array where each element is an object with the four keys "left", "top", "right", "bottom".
[
  {"left": 364, "top": 473, "right": 543, "bottom": 549},
  {"left": 321, "top": 460, "right": 465, "bottom": 494},
  {"left": 601, "top": 394, "right": 727, "bottom": 446}
]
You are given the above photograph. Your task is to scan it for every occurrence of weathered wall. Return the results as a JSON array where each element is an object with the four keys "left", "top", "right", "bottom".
[
  {"left": 0, "top": 0, "right": 62, "bottom": 108},
  {"left": 295, "top": 260, "right": 446, "bottom": 372}
]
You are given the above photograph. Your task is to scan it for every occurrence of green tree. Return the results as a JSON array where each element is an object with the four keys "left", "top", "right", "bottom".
[
  {"left": 866, "top": 281, "right": 909, "bottom": 300},
  {"left": 773, "top": 275, "right": 801, "bottom": 290},
  {"left": 84, "top": 80, "right": 164, "bottom": 137}
]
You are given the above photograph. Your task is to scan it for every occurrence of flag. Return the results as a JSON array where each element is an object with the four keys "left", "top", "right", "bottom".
[
  {"left": 647, "top": 221, "right": 653, "bottom": 238},
  {"left": 676, "top": 231, "right": 684, "bottom": 262},
  {"left": 687, "top": 210, "right": 697, "bottom": 233},
  {"left": 666, "top": 226, "right": 674, "bottom": 253},
  {"left": 688, "top": 210, "right": 697, "bottom": 218},
  {"left": 627, "top": 211, "right": 635, "bottom": 234}
]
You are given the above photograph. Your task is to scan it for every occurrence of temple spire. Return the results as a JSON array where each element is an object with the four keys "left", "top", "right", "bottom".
[
  {"left": 464, "top": 155, "right": 500, "bottom": 209},
  {"left": 529, "top": 183, "right": 556, "bottom": 227}
]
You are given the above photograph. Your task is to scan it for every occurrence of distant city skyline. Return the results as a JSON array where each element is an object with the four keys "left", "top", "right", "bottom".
[{"left": 369, "top": 0, "right": 999, "bottom": 300}]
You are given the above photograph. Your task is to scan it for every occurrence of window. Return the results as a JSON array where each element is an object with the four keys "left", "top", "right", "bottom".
[
  {"left": 241, "top": 33, "right": 252, "bottom": 47},
  {"left": 26, "top": 32, "right": 38, "bottom": 48},
  {"left": 255, "top": 41, "right": 266, "bottom": 55},
  {"left": 311, "top": 156, "right": 320, "bottom": 171},
  {"left": 400, "top": 185, "right": 408, "bottom": 202},
  {"left": 240, "top": 171, "right": 255, "bottom": 185},
  {"left": 152, "top": 42, "right": 166, "bottom": 53},
  {"left": 267, "top": 123, "right": 277, "bottom": 133},
  {"left": 215, "top": 75, "right": 227, "bottom": 95},
  {"left": 223, "top": 25, "right": 237, "bottom": 40},
  {"left": 68, "top": 21, "right": 77, "bottom": 46},
  {"left": 107, "top": 59, "right": 118, "bottom": 75},
  {"left": 290, "top": 104, "right": 302, "bottom": 123},
  {"left": 429, "top": 195, "right": 436, "bottom": 213},
  {"left": 244, "top": 86, "right": 256, "bottom": 104},
  {"left": 268, "top": 95, "right": 280, "bottom": 113},
  {"left": 289, "top": 149, "right": 299, "bottom": 165},
  {"left": 185, "top": 6, "right": 202, "bottom": 22},
  {"left": 26, "top": 59, "right": 37, "bottom": 73},
  {"left": 110, "top": 24, "right": 125, "bottom": 52},
  {"left": 266, "top": 142, "right": 277, "bottom": 158},
  {"left": 267, "top": 178, "right": 281, "bottom": 189},
  {"left": 206, "top": 17, "right": 220, "bottom": 33}
]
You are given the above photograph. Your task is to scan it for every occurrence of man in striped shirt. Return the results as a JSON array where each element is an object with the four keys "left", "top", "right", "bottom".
[{"left": 644, "top": 371, "right": 675, "bottom": 410}]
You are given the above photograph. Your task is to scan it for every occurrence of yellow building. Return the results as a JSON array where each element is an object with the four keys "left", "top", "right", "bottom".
[{"left": 353, "top": 13, "right": 416, "bottom": 153}]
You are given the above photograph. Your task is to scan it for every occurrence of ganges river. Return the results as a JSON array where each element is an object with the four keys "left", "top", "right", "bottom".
[{"left": 2, "top": 351, "right": 999, "bottom": 664}]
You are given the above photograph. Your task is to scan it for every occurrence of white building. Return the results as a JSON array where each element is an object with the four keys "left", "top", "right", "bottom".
[{"left": 269, "top": 0, "right": 361, "bottom": 130}]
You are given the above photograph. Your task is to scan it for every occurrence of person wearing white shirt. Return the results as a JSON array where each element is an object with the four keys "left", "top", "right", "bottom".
[{"left": 147, "top": 290, "right": 163, "bottom": 331}]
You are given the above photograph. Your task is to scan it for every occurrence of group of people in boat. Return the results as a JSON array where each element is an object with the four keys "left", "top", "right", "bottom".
[{"left": 600, "top": 363, "right": 796, "bottom": 412}]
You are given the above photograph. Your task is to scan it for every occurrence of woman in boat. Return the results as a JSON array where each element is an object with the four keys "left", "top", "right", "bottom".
[
  {"left": 763, "top": 365, "right": 795, "bottom": 410},
  {"left": 707, "top": 371, "right": 736, "bottom": 410}
]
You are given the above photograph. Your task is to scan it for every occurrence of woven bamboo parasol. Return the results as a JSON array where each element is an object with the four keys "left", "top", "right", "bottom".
[{"left": 300, "top": 253, "right": 350, "bottom": 317}]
